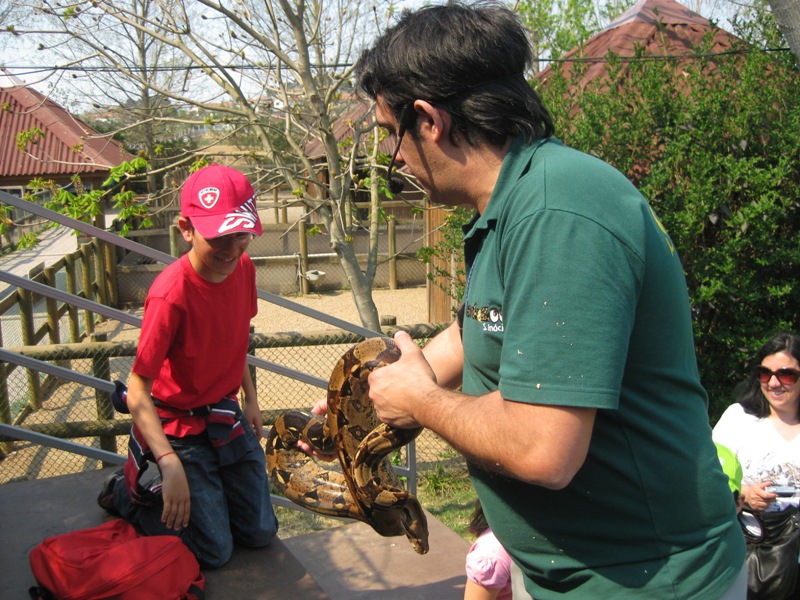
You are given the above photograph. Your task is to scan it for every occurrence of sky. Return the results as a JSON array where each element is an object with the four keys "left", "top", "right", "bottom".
[
  {"left": 0, "top": 0, "right": 743, "bottom": 112},
  {"left": 0, "top": 0, "right": 434, "bottom": 112}
]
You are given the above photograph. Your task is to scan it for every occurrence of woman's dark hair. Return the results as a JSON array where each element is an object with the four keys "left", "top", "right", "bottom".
[
  {"left": 466, "top": 498, "right": 489, "bottom": 537},
  {"left": 736, "top": 332, "right": 800, "bottom": 418},
  {"left": 354, "top": 1, "right": 554, "bottom": 147}
]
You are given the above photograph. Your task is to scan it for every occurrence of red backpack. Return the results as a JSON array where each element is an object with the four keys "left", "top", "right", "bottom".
[{"left": 29, "top": 519, "right": 205, "bottom": 600}]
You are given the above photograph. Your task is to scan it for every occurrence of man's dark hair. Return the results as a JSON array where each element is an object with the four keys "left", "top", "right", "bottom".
[{"left": 354, "top": 1, "right": 554, "bottom": 146}]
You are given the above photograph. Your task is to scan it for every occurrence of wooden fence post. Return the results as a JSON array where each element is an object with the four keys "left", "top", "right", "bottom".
[
  {"left": 91, "top": 332, "right": 117, "bottom": 459},
  {"left": 169, "top": 224, "right": 181, "bottom": 257},
  {"left": 104, "top": 236, "right": 119, "bottom": 307},
  {"left": 92, "top": 238, "right": 109, "bottom": 319},
  {"left": 0, "top": 325, "right": 10, "bottom": 455},
  {"left": 80, "top": 244, "right": 95, "bottom": 337},
  {"left": 64, "top": 253, "right": 81, "bottom": 343},
  {"left": 18, "top": 286, "right": 42, "bottom": 410},
  {"left": 298, "top": 220, "right": 309, "bottom": 295},
  {"left": 43, "top": 266, "right": 61, "bottom": 346},
  {"left": 388, "top": 217, "right": 397, "bottom": 290}
]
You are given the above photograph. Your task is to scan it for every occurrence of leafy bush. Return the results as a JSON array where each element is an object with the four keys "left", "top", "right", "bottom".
[
  {"left": 537, "top": 26, "right": 800, "bottom": 421},
  {"left": 422, "top": 16, "right": 800, "bottom": 423}
]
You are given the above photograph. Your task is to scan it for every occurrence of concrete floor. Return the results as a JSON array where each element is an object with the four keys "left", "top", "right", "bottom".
[{"left": 1, "top": 469, "right": 469, "bottom": 599}]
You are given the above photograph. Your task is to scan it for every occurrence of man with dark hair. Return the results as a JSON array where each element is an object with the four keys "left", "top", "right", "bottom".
[{"left": 357, "top": 2, "right": 746, "bottom": 598}]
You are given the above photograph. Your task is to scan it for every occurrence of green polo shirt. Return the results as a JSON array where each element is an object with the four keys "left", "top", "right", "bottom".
[{"left": 460, "top": 137, "right": 744, "bottom": 599}]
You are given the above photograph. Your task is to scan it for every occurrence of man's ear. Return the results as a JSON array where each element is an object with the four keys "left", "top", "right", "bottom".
[
  {"left": 413, "top": 100, "right": 450, "bottom": 142},
  {"left": 177, "top": 216, "right": 194, "bottom": 244}
]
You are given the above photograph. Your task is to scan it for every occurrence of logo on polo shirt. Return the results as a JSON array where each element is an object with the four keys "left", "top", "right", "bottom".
[{"left": 465, "top": 303, "right": 504, "bottom": 333}]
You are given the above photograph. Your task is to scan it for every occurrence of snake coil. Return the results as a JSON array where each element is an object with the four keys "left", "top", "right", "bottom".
[{"left": 265, "top": 336, "right": 429, "bottom": 554}]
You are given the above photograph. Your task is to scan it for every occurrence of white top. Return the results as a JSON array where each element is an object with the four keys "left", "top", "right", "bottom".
[{"left": 712, "top": 403, "right": 800, "bottom": 511}]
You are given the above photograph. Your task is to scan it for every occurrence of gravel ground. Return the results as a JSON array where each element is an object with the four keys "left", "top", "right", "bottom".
[
  {"left": 100, "top": 285, "right": 432, "bottom": 342},
  {"left": 253, "top": 286, "right": 432, "bottom": 333}
]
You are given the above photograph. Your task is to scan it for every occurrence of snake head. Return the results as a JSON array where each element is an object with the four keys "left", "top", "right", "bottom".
[
  {"left": 362, "top": 358, "right": 385, "bottom": 372},
  {"left": 401, "top": 503, "right": 429, "bottom": 555}
]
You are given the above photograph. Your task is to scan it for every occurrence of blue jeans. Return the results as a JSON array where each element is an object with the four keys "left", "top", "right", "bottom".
[{"left": 112, "top": 426, "right": 278, "bottom": 568}]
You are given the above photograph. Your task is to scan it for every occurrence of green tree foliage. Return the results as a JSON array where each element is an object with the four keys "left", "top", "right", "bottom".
[
  {"left": 518, "top": 0, "right": 634, "bottom": 67},
  {"left": 30, "top": 158, "right": 152, "bottom": 242},
  {"left": 537, "top": 24, "right": 800, "bottom": 421},
  {"left": 417, "top": 206, "right": 472, "bottom": 317}
]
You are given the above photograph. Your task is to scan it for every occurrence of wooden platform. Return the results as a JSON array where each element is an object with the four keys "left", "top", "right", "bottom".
[{"left": 1, "top": 469, "right": 469, "bottom": 599}]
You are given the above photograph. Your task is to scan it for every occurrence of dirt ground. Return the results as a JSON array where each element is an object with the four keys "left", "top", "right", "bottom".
[
  {"left": 102, "top": 286, "right": 431, "bottom": 341},
  {"left": 254, "top": 286, "right": 431, "bottom": 333}
]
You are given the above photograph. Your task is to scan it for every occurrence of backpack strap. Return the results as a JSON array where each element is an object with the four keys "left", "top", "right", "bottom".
[
  {"left": 28, "top": 586, "right": 56, "bottom": 600},
  {"left": 112, "top": 381, "right": 251, "bottom": 504},
  {"left": 186, "top": 580, "right": 206, "bottom": 600}
]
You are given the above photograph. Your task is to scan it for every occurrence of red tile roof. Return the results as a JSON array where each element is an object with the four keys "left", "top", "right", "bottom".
[
  {"left": 0, "top": 84, "right": 134, "bottom": 181},
  {"left": 536, "top": 0, "right": 743, "bottom": 90}
]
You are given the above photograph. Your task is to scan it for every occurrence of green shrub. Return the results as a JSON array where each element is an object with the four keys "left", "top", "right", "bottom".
[{"left": 539, "top": 27, "right": 800, "bottom": 422}]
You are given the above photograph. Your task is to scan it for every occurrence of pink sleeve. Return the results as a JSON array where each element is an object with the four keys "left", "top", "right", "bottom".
[{"left": 465, "top": 530, "right": 512, "bottom": 589}]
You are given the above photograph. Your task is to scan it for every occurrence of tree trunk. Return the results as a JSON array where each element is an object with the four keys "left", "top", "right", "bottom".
[
  {"left": 770, "top": 0, "right": 800, "bottom": 67},
  {"left": 334, "top": 240, "right": 381, "bottom": 332}
]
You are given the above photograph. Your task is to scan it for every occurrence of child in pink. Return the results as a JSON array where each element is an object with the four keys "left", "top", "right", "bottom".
[{"left": 465, "top": 501, "right": 513, "bottom": 600}]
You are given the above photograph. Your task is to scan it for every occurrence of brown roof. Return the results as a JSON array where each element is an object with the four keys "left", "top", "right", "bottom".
[
  {"left": 304, "top": 102, "right": 395, "bottom": 161},
  {"left": 0, "top": 84, "right": 134, "bottom": 182},
  {"left": 536, "top": 0, "right": 743, "bottom": 90}
]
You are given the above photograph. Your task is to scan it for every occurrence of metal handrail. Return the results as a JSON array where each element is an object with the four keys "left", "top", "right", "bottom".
[
  {"left": 0, "top": 191, "right": 380, "bottom": 339},
  {"left": 0, "top": 191, "right": 417, "bottom": 493},
  {"left": 0, "top": 269, "right": 327, "bottom": 389}
]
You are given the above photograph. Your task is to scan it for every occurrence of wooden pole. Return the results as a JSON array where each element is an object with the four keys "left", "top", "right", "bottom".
[
  {"left": 91, "top": 332, "right": 117, "bottom": 460},
  {"left": 64, "top": 254, "right": 80, "bottom": 342},
  {"left": 298, "top": 220, "right": 309, "bottom": 295},
  {"left": 80, "top": 245, "right": 95, "bottom": 337},
  {"left": 388, "top": 217, "right": 397, "bottom": 290}
]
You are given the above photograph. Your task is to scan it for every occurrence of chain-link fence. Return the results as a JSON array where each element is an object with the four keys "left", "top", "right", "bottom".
[
  {"left": 0, "top": 196, "right": 464, "bottom": 492},
  {"left": 0, "top": 321, "right": 454, "bottom": 484},
  {"left": 115, "top": 224, "right": 428, "bottom": 304},
  {"left": 116, "top": 203, "right": 430, "bottom": 303}
]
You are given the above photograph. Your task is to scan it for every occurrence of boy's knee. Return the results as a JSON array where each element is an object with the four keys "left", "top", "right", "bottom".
[
  {"left": 194, "top": 539, "right": 234, "bottom": 569},
  {"left": 237, "top": 515, "right": 279, "bottom": 549}
]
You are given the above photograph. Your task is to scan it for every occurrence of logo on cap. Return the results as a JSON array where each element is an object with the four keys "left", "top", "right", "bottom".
[
  {"left": 198, "top": 187, "right": 220, "bottom": 210},
  {"left": 217, "top": 196, "right": 258, "bottom": 234}
]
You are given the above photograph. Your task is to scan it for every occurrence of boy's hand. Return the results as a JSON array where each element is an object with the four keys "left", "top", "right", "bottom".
[
  {"left": 244, "top": 400, "right": 264, "bottom": 440},
  {"left": 158, "top": 453, "right": 191, "bottom": 530},
  {"left": 296, "top": 398, "right": 338, "bottom": 461}
]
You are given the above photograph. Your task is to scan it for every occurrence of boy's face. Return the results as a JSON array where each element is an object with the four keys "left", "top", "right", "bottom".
[{"left": 178, "top": 217, "right": 253, "bottom": 282}]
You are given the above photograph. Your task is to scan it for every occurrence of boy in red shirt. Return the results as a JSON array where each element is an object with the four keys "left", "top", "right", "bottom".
[{"left": 99, "top": 164, "right": 278, "bottom": 568}]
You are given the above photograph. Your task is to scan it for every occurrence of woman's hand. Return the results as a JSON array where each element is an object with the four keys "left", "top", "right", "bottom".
[{"left": 743, "top": 481, "right": 778, "bottom": 511}]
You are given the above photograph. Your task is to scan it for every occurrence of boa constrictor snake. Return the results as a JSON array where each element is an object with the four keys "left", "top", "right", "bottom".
[{"left": 265, "top": 336, "right": 429, "bottom": 554}]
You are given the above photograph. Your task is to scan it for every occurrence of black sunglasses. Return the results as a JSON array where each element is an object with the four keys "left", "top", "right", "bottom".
[
  {"left": 386, "top": 102, "right": 418, "bottom": 194},
  {"left": 755, "top": 366, "right": 800, "bottom": 386}
]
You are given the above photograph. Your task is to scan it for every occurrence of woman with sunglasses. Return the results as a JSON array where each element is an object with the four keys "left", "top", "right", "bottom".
[{"left": 713, "top": 331, "right": 800, "bottom": 599}]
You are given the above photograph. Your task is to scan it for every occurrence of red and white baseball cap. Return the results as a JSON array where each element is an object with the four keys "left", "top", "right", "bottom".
[{"left": 180, "top": 164, "right": 263, "bottom": 239}]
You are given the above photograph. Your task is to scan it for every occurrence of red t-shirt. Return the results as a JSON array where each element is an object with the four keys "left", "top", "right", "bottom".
[{"left": 132, "top": 253, "right": 257, "bottom": 436}]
